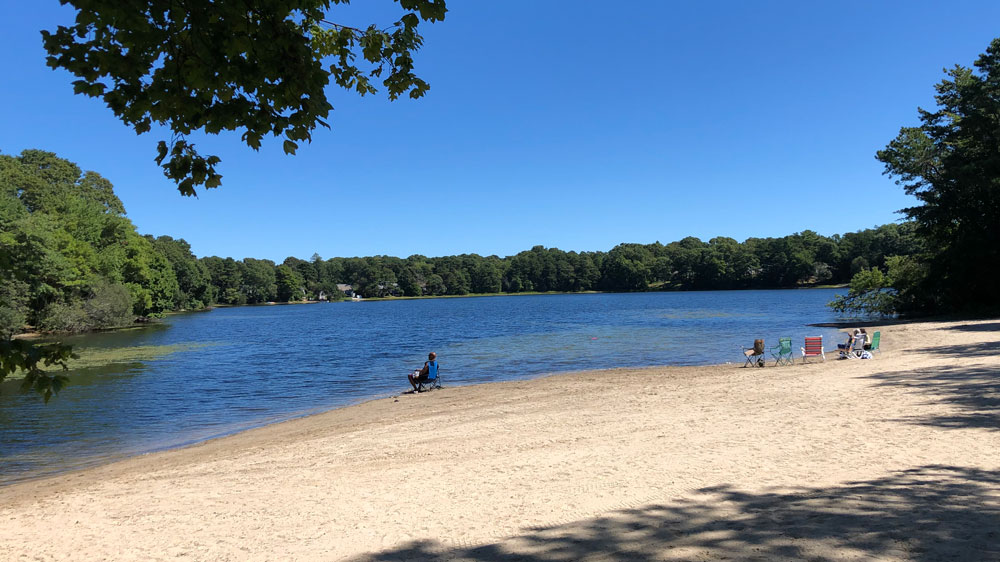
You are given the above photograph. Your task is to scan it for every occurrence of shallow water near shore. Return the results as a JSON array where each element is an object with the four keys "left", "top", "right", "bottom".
[{"left": 0, "top": 290, "right": 845, "bottom": 485}]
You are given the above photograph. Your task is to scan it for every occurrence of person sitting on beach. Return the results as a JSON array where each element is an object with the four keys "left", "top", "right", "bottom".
[
  {"left": 837, "top": 329, "right": 860, "bottom": 351},
  {"left": 408, "top": 352, "right": 437, "bottom": 391}
]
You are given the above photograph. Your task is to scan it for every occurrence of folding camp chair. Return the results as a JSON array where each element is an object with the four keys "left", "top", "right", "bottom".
[
  {"left": 771, "top": 337, "right": 793, "bottom": 366},
  {"left": 866, "top": 331, "right": 881, "bottom": 354},
  {"left": 416, "top": 362, "right": 441, "bottom": 392},
  {"left": 742, "top": 339, "right": 765, "bottom": 368},
  {"left": 841, "top": 334, "right": 867, "bottom": 359},
  {"left": 801, "top": 336, "right": 825, "bottom": 363}
]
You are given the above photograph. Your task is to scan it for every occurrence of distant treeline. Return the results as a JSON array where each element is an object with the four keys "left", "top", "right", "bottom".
[
  {"left": 257, "top": 222, "right": 919, "bottom": 301},
  {"left": 1, "top": 150, "right": 921, "bottom": 335}
]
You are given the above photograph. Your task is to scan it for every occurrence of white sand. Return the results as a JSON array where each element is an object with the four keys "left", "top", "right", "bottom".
[{"left": 2, "top": 319, "right": 998, "bottom": 561}]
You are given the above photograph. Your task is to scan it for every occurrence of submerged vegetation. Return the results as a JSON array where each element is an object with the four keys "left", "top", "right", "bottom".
[{"left": 36, "top": 342, "right": 215, "bottom": 374}]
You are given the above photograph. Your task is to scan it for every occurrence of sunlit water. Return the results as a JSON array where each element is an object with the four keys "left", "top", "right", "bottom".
[{"left": 0, "top": 290, "right": 846, "bottom": 485}]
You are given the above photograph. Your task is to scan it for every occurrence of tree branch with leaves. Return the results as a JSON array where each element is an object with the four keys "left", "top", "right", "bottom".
[
  {"left": 42, "top": 0, "right": 447, "bottom": 196},
  {"left": 0, "top": 339, "right": 75, "bottom": 403}
]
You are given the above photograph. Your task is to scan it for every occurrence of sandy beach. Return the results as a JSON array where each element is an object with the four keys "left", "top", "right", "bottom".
[{"left": 1, "top": 318, "right": 998, "bottom": 561}]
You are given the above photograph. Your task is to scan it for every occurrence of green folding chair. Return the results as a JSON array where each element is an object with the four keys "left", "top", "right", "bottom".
[
  {"left": 771, "top": 337, "right": 793, "bottom": 366},
  {"left": 866, "top": 331, "right": 881, "bottom": 353}
]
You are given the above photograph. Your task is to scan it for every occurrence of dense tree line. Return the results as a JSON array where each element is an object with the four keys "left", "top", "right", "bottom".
[
  {"left": 227, "top": 224, "right": 917, "bottom": 303},
  {"left": 2, "top": 149, "right": 925, "bottom": 340}
]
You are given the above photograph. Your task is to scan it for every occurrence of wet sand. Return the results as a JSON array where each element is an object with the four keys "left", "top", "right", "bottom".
[{"left": 2, "top": 319, "right": 998, "bottom": 561}]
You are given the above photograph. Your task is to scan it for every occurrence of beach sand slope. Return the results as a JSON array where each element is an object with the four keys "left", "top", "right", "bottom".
[{"left": 1, "top": 319, "right": 998, "bottom": 560}]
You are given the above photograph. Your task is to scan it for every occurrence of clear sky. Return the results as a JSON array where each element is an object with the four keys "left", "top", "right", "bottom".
[{"left": 2, "top": 1, "right": 999, "bottom": 262}]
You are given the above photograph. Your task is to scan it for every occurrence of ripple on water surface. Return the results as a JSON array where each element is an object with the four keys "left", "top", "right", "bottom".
[{"left": 0, "top": 290, "right": 846, "bottom": 484}]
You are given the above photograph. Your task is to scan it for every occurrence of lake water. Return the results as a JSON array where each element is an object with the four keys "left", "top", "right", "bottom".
[{"left": 0, "top": 290, "right": 846, "bottom": 485}]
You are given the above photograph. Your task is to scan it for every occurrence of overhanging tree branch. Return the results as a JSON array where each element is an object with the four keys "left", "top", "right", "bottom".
[{"left": 42, "top": 0, "right": 448, "bottom": 196}]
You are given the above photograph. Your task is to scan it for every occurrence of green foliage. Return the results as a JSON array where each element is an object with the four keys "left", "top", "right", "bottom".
[
  {"left": 0, "top": 339, "right": 75, "bottom": 403},
  {"left": 601, "top": 244, "right": 652, "bottom": 292},
  {"left": 37, "top": 300, "right": 90, "bottom": 332},
  {"left": 0, "top": 280, "right": 30, "bottom": 339},
  {"left": 270, "top": 226, "right": 924, "bottom": 302},
  {"left": 202, "top": 256, "right": 245, "bottom": 305},
  {"left": 121, "top": 233, "right": 180, "bottom": 317},
  {"left": 242, "top": 258, "right": 278, "bottom": 304},
  {"left": 397, "top": 267, "right": 422, "bottom": 296},
  {"left": 827, "top": 254, "right": 932, "bottom": 317},
  {"left": 37, "top": 281, "right": 133, "bottom": 332},
  {"left": 82, "top": 281, "right": 134, "bottom": 328},
  {"left": 877, "top": 37, "right": 1000, "bottom": 312},
  {"left": 469, "top": 260, "right": 502, "bottom": 294},
  {"left": 828, "top": 267, "right": 897, "bottom": 317},
  {"left": 41, "top": 0, "right": 447, "bottom": 195},
  {"left": 883, "top": 255, "right": 931, "bottom": 314},
  {"left": 275, "top": 265, "right": 305, "bottom": 302},
  {"left": 1, "top": 150, "right": 182, "bottom": 332},
  {"left": 150, "top": 236, "right": 214, "bottom": 309}
]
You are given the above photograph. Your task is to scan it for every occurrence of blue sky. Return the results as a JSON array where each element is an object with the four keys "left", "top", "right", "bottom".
[{"left": 2, "top": 1, "right": 999, "bottom": 262}]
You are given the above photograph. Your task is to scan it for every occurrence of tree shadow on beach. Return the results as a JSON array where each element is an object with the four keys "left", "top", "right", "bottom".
[
  {"left": 868, "top": 365, "right": 1000, "bottom": 431},
  {"left": 943, "top": 321, "right": 1000, "bottom": 333},
  {"left": 347, "top": 465, "right": 999, "bottom": 562},
  {"left": 808, "top": 318, "right": 915, "bottom": 329},
  {"left": 914, "top": 341, "right": 1000, "bottom": 358},
  {"left": 811, "top": 318, "right": 1000, "bottom": 332}
]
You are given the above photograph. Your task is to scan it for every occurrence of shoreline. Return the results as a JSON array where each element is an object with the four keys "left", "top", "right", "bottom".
[
  {"left": 2, "top": 317, "right": 997, "bottom": 560},
  {"left": 355, "top": 285, "right": 846, "bottom": 302},
  {"left": 0, "top": 361, "right": 725, "bottom": 490},
  {"left": 0, "top": 315, "right": 953, "bottom": 487}
]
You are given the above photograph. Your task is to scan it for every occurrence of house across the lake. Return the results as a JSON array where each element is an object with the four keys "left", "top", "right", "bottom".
[{"left": 336, "top": 284, "right": 355, "bottom": 298}]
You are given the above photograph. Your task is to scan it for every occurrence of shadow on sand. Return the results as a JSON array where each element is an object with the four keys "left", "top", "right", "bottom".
[
  {"left": 348, "top": 465, "right": 999, "bottom": 561},
  {"left": 944, "top": 321, "right": 1000, "bottom": 333},
  {"left": 914, "top": 341, "right": 1000, "bottom": 358},
  {"left": 810, "top": 318, "right": 1000, "bottom": 332},
  {"left": 808, "top": 318, "right": 914, "bottom": 329},
  {"left": 868, "top": 364, "right": 1000, "bottom": 431}
]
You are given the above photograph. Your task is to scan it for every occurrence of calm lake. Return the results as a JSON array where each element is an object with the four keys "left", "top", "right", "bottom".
[{"left": 0, "top": 289, "right": 846, "bottom": 485}]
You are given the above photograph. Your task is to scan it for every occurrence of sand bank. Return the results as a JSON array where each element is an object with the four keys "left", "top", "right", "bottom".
[{"left": 2, "top": 319, "right": 998, "bottom": 561}]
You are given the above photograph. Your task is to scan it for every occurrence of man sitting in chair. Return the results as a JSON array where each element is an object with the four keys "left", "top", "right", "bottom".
[{"left": 408, "top": 352, "right": 438, "bottom": 391}]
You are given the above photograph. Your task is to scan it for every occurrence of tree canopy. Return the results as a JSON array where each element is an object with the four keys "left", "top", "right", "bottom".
[
  {"left": 875, "top": 37, "right": 1000, "bottom": 313},
  {"left": 42, "top": 0, "right": 447, "bottom": 195},
  {"left": 0, "top": 150, "right": 179, "bottom": 335}
]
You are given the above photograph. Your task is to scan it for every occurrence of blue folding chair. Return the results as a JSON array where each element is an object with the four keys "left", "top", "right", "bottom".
[{"left": 417, "top": 361, "right": 441, "bottom": 391}]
